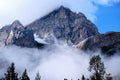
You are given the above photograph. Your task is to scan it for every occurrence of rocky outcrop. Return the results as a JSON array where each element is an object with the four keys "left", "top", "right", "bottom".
[
  {"left": 13, "top": 29, "right": 44, "bottom": 48},
  {"left": 0, "top": 20, "right": 23, "bottom": 46},
  {"left": 0, "top": 20, "right": 44, "bottom": 48},
  {"left": 26, "top": 6, "right": 99, "bottom": 44},
  {"left": 75, "top": 32, "right": 120, "bottom": 55},
  {"left": 0, "top": 30, "right": 9, "bottom": 46}
]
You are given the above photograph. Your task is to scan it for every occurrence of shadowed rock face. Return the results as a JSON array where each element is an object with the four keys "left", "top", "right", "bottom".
[
  {"left": 0, "top": 20, "right": 44, "bottom": 48},
  {"left": 26, "top": 6, "right": 99, "bottom": 44},
  {"left": 13, "top": 29, "right": 44, "bottom": 48},
  {"left": 75, "top": 32, "right": 120, "bottom": 55}
]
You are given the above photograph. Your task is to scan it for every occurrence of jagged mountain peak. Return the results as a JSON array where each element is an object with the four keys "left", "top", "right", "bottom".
[
  {"left": 11, "top": 20, "right": 23, "bottom": 29},
  {"left": 57, "top": 6, "right": 71, "bottom": 12},
  {"left": 12, "top": 20, "right": 22, "bottom": 25},
  {"left": 40, "top": 6, "right": 72, "bottom": 20},
  {"left": 26, "top": 6, "right": 99, "bottom": 44}
]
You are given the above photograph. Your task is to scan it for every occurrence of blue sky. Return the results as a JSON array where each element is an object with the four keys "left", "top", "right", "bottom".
[
  {"left": 95, "top": 3, "right": 120, "bottom": 33},
  {"left": 0, "top": 0, "right": 120, "bottom": 33}
]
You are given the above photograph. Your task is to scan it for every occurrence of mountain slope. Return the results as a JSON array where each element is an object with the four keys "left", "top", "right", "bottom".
[
  {"left": 26, "top": 6, "right": 99, "bottom": 44},
  {"left": 75, "top": 32, "right": 120, "bottom": 55}
]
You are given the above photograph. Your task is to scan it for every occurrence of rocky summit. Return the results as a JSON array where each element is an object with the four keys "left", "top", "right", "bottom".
[{"left": 26, "top": 6, "right": 99, "bottom": 44}]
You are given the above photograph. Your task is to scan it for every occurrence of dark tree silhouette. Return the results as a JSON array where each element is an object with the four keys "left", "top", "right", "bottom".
[
  {"left": 106, "top": 73, "right": 113, "bottom": 80},
  {"left": 4, "top": 63, "right": 18, "bottom": 80},
  {"left": 82, "top": 75, "right": 85, "bottom": 80},
  {"left": 35, "top": 72, "right": 41, "bottom": 80},
  {"left": 64, "top": 78, "right": 68, "bottom": 80},
  {"left": 21, "top": 69, "right": 30, "bottom": 80},
  {"left": 88, "top": 55, "right": 105, "bottom": 80}
]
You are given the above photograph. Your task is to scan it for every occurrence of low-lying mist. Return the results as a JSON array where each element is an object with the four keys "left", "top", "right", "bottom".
[{"left": 0, "top": 41, "right": 120, "bottom": 80}]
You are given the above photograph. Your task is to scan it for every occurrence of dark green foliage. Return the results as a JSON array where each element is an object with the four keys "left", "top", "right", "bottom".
[
  {"left": 4, "top": 63, "right": 18, "bottom": 80},
  {"left": 86, "top": 78, "right": 89, "bottom": 80},
  {"left": 0, "top": 78, "right": 5, "bottom": 80},
  {"left": 64, "top": 78, "right": 68, "bottom": 80},
  {"left": 106, "top": 73, "right": 112, "bottom": 80},
  {"left": 82, "top": 75, "right": 85, "bottom": 80},
  {"left": 88, "top": 55, "right": 105, "bottom": 80},
  {"left": 35, "top": 72, "right": 41, "bottom": 80},
  {"left": 21, "top": 69, "right": 30, "bottom": 80}
]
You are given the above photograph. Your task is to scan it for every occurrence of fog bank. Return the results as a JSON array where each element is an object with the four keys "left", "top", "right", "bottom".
[{"left": 0, "top": 42, "right": 120, "bottom": 80}]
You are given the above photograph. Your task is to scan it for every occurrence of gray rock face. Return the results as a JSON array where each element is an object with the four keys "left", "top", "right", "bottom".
[
  {"left": 0, "top": 20, "right": 24, "bottom": 46},
  {"left": 26, "top": 6, "right": 99, "bottom": 44},
  {"left": 0, "top": 20, "right": 44, "bottom": 48},
  {"left": 75, "top": 32, "right": 120, "bottom": 55},
  {"left": 13, "top": 29, "right": 44, "bottom": 48}
]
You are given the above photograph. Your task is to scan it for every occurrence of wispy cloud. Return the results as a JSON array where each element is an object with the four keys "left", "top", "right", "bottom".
[
  {"left": 91, "top": 0, "right": 120, "bottom": 5},
  {"left": 0, "top": 41, "right": 120, "bottom": 80},
  {"left": 0, "top": 0, "right": 119, "bottom": 27}
]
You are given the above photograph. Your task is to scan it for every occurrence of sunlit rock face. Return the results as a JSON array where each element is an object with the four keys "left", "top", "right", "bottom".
[
  {"left": 75, "top": 32, "right": 120, "bottom": 55},
  {"left": 0, "top": 20, "right": 24, "bottom": 46}
]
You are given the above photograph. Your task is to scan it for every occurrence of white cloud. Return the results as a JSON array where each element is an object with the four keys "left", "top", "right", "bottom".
[
  {"left": 0, "top": 42, "right": 120, "bottom": 80},
  {"left": 0, "top": 0, "right": 119, "bottom": 28},
  {"left": 0, "top": 0, "right": 97, "bottom": 28},
  {"left": 92, "top": 0, "right": 120, "bottom": 5}
]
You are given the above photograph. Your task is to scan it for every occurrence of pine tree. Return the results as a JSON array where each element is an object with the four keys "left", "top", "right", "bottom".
[
  {"left": 106, "top": 73, "right": 112, "bottom": 80},
  {"left": 21, "top": 69, "right": 30, "bottom": 80},
  {"left": 82, "top": 75, "right": 85, "bottom": 80},
  {"left": 0, "top": 78, "right": 5, "bottom": 80},
  {"left": 88, "top": 55, "right": 105, "bottom": 80},
  {"left": 35, "top": 72, "right": 41, "bottom": 80},
  {"left": 4, "top": 63, "right": 18, "bottom": 80},
  {"left": 64, "top": 78, "right": 68, "bottom": 80}
]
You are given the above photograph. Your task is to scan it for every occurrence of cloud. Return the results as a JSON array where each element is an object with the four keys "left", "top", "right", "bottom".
[
  {"left": 60, "top": 0, "right": 97, "bottom": 23},
  {"left": 91, "top": 0, "right": 120, "bottom": 5},
  {"left": 0, "top": 41, "right": 120, "bottom": 80},
  {"left": 0, "top": 0, "right": 119, "bottom": 28},
  {"left": 0, "top": 0, "right": 97, "bottom": 28}
]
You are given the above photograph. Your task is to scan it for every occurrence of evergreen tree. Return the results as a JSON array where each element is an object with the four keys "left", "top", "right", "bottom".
[
  {"left": 21, "top": 69, "right": 30, "bottom": 80},
  {"left": 106, "top": 73, "right": 112, "bottom": 80},
  {"left": 64, "top": 78, "right": 68, "bottom": 80},
  {"left": 35, "top": 72, "right": 41, "bottom": 80},
  {"left": 0, "top": 78, "right": 5, "bottom": 80},
  {"left": 4, "top": 63, "right": 18, "bottom": 80},
  {"left": 82, "top": 75, "right": 85, "bottom": 80},
  {"left": 88, "top": 55, "right": 105, "bottom": 80}
]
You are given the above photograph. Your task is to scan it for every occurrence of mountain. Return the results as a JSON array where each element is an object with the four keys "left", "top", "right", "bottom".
[
  {"left": 0, "top": 6, "right": 119, "bottom": 55},
  {"left": 75, "top": 32, "right": 120, "bottom": 55},
  {"left": 26, "top": 6, "right": 99, "bottom": 44}
]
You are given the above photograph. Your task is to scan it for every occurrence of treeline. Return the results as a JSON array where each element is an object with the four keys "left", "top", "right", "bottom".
[
  {"left": 0, "top": 55, "right": 113, "bottom": 80},
  {"left": 0, "top": 63, "right": 41, "bottom": 80}
]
